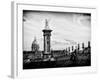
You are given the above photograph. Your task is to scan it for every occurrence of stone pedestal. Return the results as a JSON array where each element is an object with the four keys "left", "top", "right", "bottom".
[{"left": 42, "top": 29, "right": 52, "bottom": 61}]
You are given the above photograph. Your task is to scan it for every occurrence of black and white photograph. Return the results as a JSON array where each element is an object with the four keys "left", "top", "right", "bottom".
[{"left": 23, "top": 10, "right": 91, "bottom": 69}]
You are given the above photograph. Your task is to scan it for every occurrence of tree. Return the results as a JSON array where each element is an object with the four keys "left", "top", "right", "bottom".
[{"left": 31, "top": 37, "right": 39, "bottom": 52}]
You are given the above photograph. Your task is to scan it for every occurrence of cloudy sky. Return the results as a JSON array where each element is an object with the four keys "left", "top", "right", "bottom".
[{"left": 23, "top": 10, "right": 91, "bottom": 51}]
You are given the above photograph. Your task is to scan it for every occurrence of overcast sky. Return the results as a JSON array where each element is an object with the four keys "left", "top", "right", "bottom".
[{"left": 23, "top": 10, "right": 91, "bottom": 51}]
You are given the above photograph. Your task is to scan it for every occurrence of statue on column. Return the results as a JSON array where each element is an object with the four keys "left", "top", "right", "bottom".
[
  {"left": 42, "top": 19, "right": 52, "bottom": 61},
  {"left": 45, "top": 19, "right": 49, "bottom": 29}
]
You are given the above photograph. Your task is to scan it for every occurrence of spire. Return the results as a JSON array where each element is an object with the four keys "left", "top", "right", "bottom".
[
  {"left": 82, "top": 42, "right": 84, "bottom": 49},
  {"left": 33, "top": 36, "right": 37, "bottom": 44},
  {"left": 72, "top": 46, "right": 74, "bottom": 51},
  {"left": 88, "top": 41, "right": 90, "bottom": 48},
  {"left": 78, "top": 43, "right": 80, "bottom": 50},
  {"left": 68, "top": 47, "right": 70, "bottom": 52}
]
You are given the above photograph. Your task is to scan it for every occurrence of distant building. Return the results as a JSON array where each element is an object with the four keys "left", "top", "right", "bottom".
[{"left": 31, "top": 37, "right": 39, "bottom": 52}]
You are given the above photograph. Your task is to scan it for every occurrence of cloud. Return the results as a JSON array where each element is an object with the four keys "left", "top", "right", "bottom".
[
  {"left": 23, "top": 10, "right": 91, "bottom": 51},
  {"left": 64, "top": 39, "right": 77, "bottom": 45}
]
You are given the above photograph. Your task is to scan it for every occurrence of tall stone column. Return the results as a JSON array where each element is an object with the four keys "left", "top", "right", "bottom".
[{"left": 42, "top": 19, "right": 52, "bottom": 61}]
